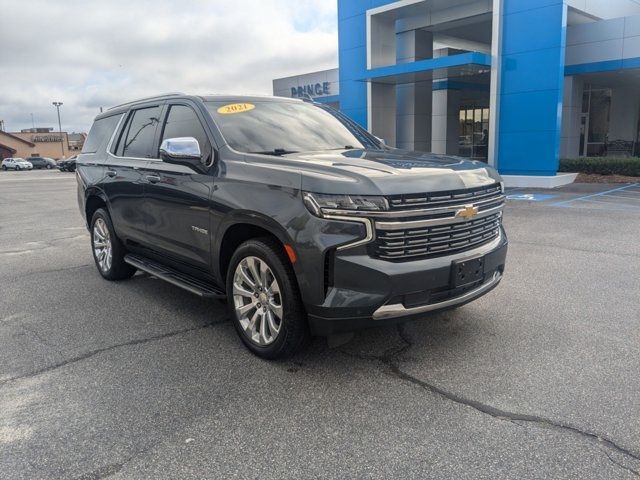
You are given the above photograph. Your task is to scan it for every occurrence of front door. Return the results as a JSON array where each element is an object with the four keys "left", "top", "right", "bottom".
[{"left": 143, "top": 103, "right": 215, "bottom": 273}]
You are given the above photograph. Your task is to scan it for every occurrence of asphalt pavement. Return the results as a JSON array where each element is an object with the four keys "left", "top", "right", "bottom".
[{"left": 1, "top": 169, "right": 639, "bottom": 479}]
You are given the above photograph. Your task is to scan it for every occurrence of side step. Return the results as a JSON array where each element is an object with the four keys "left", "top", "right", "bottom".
[{"left": 124, "top": 254, "right": 226, "bottom": 299}]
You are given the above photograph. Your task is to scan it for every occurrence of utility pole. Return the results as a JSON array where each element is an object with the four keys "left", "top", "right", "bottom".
[{"left": 52, "top": 102, "right": 64, "bottom": 158}]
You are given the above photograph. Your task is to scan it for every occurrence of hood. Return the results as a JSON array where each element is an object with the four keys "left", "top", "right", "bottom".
[{"left": 249, "top": 148, "right": 501, "bottom": 196}]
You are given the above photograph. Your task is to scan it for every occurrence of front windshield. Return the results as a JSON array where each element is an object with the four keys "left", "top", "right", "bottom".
[{"left": 206, "top": 100, "right": 373, "bottom": 154}]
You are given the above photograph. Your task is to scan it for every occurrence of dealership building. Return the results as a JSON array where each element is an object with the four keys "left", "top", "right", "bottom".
[
  {"left": 0, "top": 128, "right": 85, "bottom": 160},
  {"left": 273, "top": 0, "right": 640, "bottom": 186}
]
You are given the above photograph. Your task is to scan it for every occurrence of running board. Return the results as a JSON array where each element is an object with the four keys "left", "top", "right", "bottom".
[{"left": 124, "top": 254, "right": 225, "bottom": 299}]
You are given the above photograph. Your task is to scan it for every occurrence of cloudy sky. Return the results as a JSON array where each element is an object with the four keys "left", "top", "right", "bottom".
[{"left": 0, "top": 0, "right": 338, "bottom": 133}]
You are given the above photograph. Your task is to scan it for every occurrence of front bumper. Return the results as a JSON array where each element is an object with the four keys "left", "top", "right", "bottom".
[{"left": 307, "top": 229, "right": 507, "bottom": 336}]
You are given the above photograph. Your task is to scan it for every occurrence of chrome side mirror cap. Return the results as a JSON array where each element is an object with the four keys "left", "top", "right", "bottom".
[{"left": 159, "top": 137, "right": 202, "bottom": 161}]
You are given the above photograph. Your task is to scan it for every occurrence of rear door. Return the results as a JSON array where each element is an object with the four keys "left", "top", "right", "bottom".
[
  {"left": 102, "top": 105, "right": 162, "bottom": 244},
  {"left": 143, "top": 101, "right": 215, "bottom": 273}
]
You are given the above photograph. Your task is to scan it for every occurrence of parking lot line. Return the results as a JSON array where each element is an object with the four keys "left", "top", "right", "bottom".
[
  {"left": 550, "top": 183, "right": 639, "bottom": 209},
  {"left": 600, "top": 194, "right": 640, "bottom": 201},
  {"left": 550, "top": 183, "right": 638, "bottom": 206},
  {"left": 576, "top": 198, "right": 640, "bottom": 210}
]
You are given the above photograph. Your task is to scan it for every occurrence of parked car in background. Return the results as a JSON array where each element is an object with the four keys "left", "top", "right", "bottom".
[
  {"left": 1, "top": 158, "right": 33, "bottom": 171},
  {"left": 27, "top": 157, "right": 57, "bottom": 169},
  {"left": 58, "top": 155, "right": 77, "bottom": 172}
]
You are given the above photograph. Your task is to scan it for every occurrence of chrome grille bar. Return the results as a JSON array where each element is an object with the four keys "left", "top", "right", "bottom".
[
  {"left": 388, "top": 183, "right": 502, "bottom": 210},
  {"left": 374, "top": 213, "right": 501, "bottom": 260}
]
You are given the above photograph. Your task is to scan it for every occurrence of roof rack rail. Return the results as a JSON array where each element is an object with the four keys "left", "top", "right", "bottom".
[
  {"left": 299, "top": 93, "right": 317, "bottom": 103},
  {"left": 107, "top": 92, "right": 185, "bottom": 110}
]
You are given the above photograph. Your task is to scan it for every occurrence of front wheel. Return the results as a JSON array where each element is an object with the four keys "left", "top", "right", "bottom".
[
  {"left": 90, "top": 208, "right": 136, "bottom": 281},
  {"left": 46, "top": 164, "right": 52, "bottom": 169},
  {"left": 226, "top": 238, "right": 309, "bottom": 359},
  {"left": 15, "top": 166, "right": 21, "bottom": 171}
]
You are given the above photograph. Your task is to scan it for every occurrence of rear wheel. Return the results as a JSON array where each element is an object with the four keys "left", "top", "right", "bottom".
[
  {"left": 90, "top": 208, "right": 136, "bottom": 281},
  {"left": 1, "top": 165, "right": 6, "bottom": 171},
  {"left": 226, "top": 238, "right": 309, "bottom": 359}
]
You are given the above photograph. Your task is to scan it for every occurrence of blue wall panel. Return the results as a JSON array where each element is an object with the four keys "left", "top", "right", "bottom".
[
  {"left": 338, "top": 1, "right": 372, "bottom": 128},
  {"left": 498, "top": 131, "right": 561, "bottom": 176},
  {"left": 503, "top": 0, "right": 563, "bottom": 15},
  {"left": 496, "top": 0, "right": 567, "bottom": 176},
  {"left": 502, "top": 5, "right": 565, "bottom": 55}
]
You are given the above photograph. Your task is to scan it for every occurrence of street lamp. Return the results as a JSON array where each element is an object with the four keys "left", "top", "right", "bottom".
[{"left": 52, "top": 101, "right": 64, "bottom": 158}]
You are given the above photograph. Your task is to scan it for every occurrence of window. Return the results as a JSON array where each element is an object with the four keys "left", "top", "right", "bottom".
[
  {"left": 82, "top": 114, "right": 122, "bottom": 154},
  {"left": 160, "top": 105, "right": 211, "bottom": 162},
  {"left": 205, "top": 100, "right": 367, "bottom": 154},
  {"left": 117, "top": 106, "right": 161, "bottom": 158},
  {"left": 581, "top": 86, "right": 612, "bottom": 157},
  {"left": 458, "top": 106, "right": 489, "bottom": 161}
]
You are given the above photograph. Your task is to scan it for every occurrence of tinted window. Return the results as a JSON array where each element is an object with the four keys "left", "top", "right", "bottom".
[
  {"left": 161, "top": 105, "right": 211, "bottom": 162},
  {"left": 82, "top": 114, "right": 122, "bottom": 154},
  {"left": 118, "top": 106, "right": 161, "bottom": 158},
  {"left": 205, "top": 100, "right": 367, "bottom": 154}
]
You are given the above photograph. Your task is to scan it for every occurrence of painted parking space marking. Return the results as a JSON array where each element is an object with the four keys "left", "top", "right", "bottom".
[
  {"left": 550, "top": 183, "right": 640, "bottom": 212},
  {"left": 578, "top": 198, "right": 640, "bottom": 210},
  {"left": 599, "top": 194, "right": 640, "bottom": 201},
  {"left": 506, "top": 193, "right": 558, "bottom": 201}
]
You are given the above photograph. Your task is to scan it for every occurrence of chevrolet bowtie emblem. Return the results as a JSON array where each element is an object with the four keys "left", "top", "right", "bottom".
[{"left": 456, "top": 205, "right": 479, "bottom": 220}]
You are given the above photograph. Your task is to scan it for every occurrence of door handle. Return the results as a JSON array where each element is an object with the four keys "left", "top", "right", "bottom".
[
  {"left": 145, "top": 174, "right": 161, "bottom": 183},
  {"left": 106, "top": 169, "right": 117, "bottom": 178}
]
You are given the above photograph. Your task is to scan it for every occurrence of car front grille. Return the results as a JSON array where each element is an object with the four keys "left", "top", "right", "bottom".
[
  {"left": 373, "top": 212, "right": 501, "bottom": 261},
  {"left": 387, "top": 183, "right": 503, "bottom": 210},
  {"left": 370, "top": 183, "right": 504, "bottom": 261}
]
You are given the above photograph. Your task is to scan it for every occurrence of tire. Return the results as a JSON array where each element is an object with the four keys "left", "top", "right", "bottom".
[
  {"left": 90, "top": 208, "right": 136, "bottom": 281},
  {"left": 1, "top": 165, "right": 6, "bottom": 171},
  {"left": 226, "top": 237, "right": 309, "bottom": 359},
  {"left": 46, "top": 165, "right": 52, "bottom": 169},
  {"left": 15, "top": 166, "right": 20, "bottom": 171}
]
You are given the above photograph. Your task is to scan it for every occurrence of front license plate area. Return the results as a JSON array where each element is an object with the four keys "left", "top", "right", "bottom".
[{"left": 452, "top": 256, "right": 485, "bottom": 287}]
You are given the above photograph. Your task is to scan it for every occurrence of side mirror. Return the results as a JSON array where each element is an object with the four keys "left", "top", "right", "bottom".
[{"left": 159, "top": 137, "right": 202, "bottom": 167}]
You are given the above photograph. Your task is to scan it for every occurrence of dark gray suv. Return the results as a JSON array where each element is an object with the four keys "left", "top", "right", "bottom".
[{"left": 77, "top": 93, "right": 507, "bottom": 359}]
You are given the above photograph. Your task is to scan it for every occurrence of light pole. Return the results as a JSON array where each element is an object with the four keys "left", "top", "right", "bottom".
[{"left": 52, "top": 101, "right": 64, "bottom": 158}]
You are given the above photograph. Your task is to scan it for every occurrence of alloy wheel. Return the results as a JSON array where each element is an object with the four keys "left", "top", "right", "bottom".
[
  {"left": 232, "top": 256, "right": 283, "bottom": 345},
  {"left": 93, "top": 218, "right": 112, "bottom": 272}
]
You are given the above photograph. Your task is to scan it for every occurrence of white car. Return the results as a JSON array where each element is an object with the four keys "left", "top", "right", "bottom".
[{"left": 1, "top": 158, "right": 33, "bottom": 171}]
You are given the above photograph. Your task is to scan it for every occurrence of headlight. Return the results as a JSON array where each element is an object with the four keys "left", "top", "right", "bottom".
[{"left": 303, "top": 192, "right": 388, "bottom": 217}]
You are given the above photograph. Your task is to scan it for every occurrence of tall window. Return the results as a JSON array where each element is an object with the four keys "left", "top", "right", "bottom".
[
  {"left": 459, "top": 107, "right": 489, "bottom": 160},
  {"left": 580, "top": 87, "right": 611, "bottom": 157}
]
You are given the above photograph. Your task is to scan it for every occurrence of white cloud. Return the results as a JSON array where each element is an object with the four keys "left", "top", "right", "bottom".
[{"left": 0, "top": 0, "right": 337, "bottom": 132}]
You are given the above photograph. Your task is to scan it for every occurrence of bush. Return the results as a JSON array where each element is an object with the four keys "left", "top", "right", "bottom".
[{"left": 559, "top": 157, "right": 640, "bottom": 177}]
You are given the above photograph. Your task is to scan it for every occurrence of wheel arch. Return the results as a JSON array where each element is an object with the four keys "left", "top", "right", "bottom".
[
  {"left": 84, "top": 188, "right": 110, "bottom": 229},
  {"left": 214, "top": 213, "right": 296, "bottom": 285}
]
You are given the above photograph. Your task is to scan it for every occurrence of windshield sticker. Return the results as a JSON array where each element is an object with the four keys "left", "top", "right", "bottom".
[{"left": 217, "top": 103, "right": 256, "bottom": 115}]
